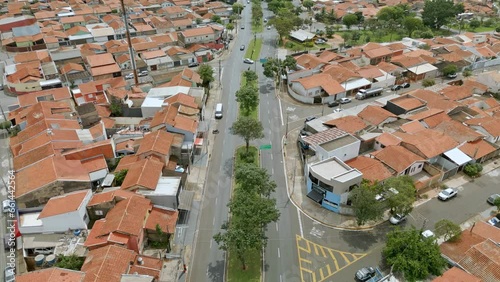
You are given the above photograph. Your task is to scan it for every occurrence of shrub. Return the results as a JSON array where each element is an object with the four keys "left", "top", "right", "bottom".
[
  {"left": 238, "top": 150, "right": 256, "bottom": 164},
  {"left": 463, "top": 163, "right": 483, "bottom": 177},
  {"left": 0, "top": 121, "right": 11, "bottom": 129},
  {"left": 422, "top": 78, "right": 435, "bottom": 87},
  {"left": 483, "top": 19, "right": 494, "bottom": 27},
  {"left": 463, "top": 69, "right": 472, "bottom": 77}
]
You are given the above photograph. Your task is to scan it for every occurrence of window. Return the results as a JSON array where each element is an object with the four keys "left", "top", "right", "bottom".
[
  {"left": 95, "top": 210, "right": 103, "bottom": 216},
  {"left": 418, "top": 164, "right": 422, "bottom": 168},
  {"left": 308, "top": 172, "right": 318, "bottom": 184},
  {"left": 318, "top": 181, "right": 333, "bottom": 192}
]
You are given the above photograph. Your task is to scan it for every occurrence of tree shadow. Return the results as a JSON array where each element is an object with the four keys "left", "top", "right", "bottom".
[
  {"left": 338, "top": 223, "right": 391, "bottom": 252},
  {"left": 222, "top": 157, "right": 234, "bottom": 178},
  {"left": 207, "top": 259, "right": 225, "bottom": 282}
]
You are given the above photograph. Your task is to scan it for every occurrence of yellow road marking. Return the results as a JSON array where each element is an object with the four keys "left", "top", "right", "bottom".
[
  {"left": 328, "top": 249, "right": 340, "bottom": 271},
  {"left": 325, "top": 264, "right": 332, "bottom": 275},
  {"left": 339, "top": 252, "right": 351, "bottom": 264},
  {"left": 319, "top": 246, "right": 327, "bottom": 258}
]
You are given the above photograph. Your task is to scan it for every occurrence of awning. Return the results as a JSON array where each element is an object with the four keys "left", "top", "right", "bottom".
[
  {"left": 444, "top": 148, "right": 472, "bottom": 166},
  {"left": 178, "top": 190, "right": 194, "bottom": 211},
  {"left": 307, "top": 189, "right": 323, "bottom": 203},
  {"left": 194, "top": 138, "right": 203, "bottom": 146}
]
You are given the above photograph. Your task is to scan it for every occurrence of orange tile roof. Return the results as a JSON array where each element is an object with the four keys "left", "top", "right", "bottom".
[
  {"left": 408, "top": 89, "right": 460, "bottom": 111},
  {"left": 294, "top": 53, "right": 328, "bottom": 69},
  {"left": 323, "top": 116, "right": 367, "bottom": 134},
  {"left": 390, "top": 96, "right": 426, "bottom": 111},
  {"left": 115, "top": 155, "right": 140, "bottom": 172},
  {"left": 371, "top": 145, "right": 425, "bottom": 173},
  {"left": 293, "top": 73, "right": 345, "bottom": 96},
  {"left": 434, "top": 120, "right": 483, "bottom": 143},
  {"left": 144, "top": 207, "right": 178, "bottom": 234},
  {"left": 120, "top": 158, "right": 163, "bottom": 190},
  {"left": 322, "top": 65, "right": 361, "bottom": 83},
  {"left": 459, "top": 139, "right": 496, "bottom": 160},
  {"left": 422, "top": 112, "right": 452, "bottom": 128},
  {"left": 164, "top": 93, "right": 199, "bottom": 109},
  {"left": 345, "top": 156, "right": 393, "bottom": 182},
  {"left": 357, "top": 105, "right": 396, "bottom": 125},
  {"left": 180, "top": 26, "right": 214, "bottom": 37},
  {"left": 81, "top": 245, "right": 136, "bottom": 282},
  {"left": 375, "top": 132, "right": 401, "bottom": 146},
  {"left": 440, "top": 85, "right": 474, "bottom": 101},
  {"left": 86, "top": 53, "right": 116, "bottom": 67},
  {"left": 464, "top": 116, "right": 500, "bottom": 136},
  {"left": 13, "top": 142, "right": 56, "bottom": 171},
  {"left": 395, "top": 129, "right": 459, "bottom": 159},
  {"left": 171, "top": 114, "right": 198, "bottom": 133},
  {"left": 87, "top": 189, "right": 139, "bottom": 207},
  {"left": 400, "top": 120, "right": 426, "bottom": 133},
  {"left": 136, "top": 131, "right": 174, "bottom": 156},
  {"left": 81, "top": 155, "right": 108, "bottom": 173},
  {"left": 433, "top": 267, "right": 482, "bottom": 282},
  {"left": 38, "top": 190, "right": 90, "bottom": 219},
  {"left": 16, "top": 267, "right": 85, "bottom": 282},
  {"left": 457, "top": 239, "right": 500, "bottom": 282},
  {"left": 408, "top": 108, "right": 444, "bottom": 121},
  {"left": 17, "top": 87, "right": 72, "bottom": 108},
  {"left": 150, "top": 105, "right": 178, "bottom": 129}
]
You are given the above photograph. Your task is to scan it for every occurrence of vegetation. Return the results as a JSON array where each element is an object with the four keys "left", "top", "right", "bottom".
[
  {"left": 109, "top": 96, "right": 123, "bottom": 117},
  {"left": 263, "top": 56, "right": 297, "bottom": 83},
  {"left": 243, "top": 70, "right": 258, "bottom": 85},
  {"left": 422, "top": 0, "right": 464, "bottom": 30},
  {"left": 232, "top": 3, "right": 244, "bottom": 14},
  {"left": 463, "top": 69, "right": 472, "bottom": 77},
  {"left": 150, "top": 224, "right": 172, "bottom": 250},
  {"left": 269, "top": 9, "right": 302, "bottom": 44},
  {"left": 55, "top": 255, "right": 85, "bottom": 271},
  {"left": 342, "top": 14, "right": 358, "bottom": 30},
  {"left": 0, "top": 121, "right": 11, "bottom": 130},
  {"left": 114, "top": 169, "right": 128, "bottom": 186},
  {"left": 383, "top": 176, "right": 417, "bottom": 216},
  {"left": 434, "top": 219, "right": 461, "bottom": 242},
  {"left": 383, "top": 228, "right": 447, "bottom": 282},
  {"left": 442, "top": 64, "right": 458, "bottom": 76},
  {"left": 350, "top": 181, "right": 385, "bottom": 226},
  {"left": 422, "top": 78, "right": 436, "bottom": 87},
  {"left": 197, "top": 64, "right": 215, "bottom": 88},
  {"left": 230, "top": 117, "right": 264, "bottom": 153},
  {"left": 463, "top": 163, "right": 483, "bottom": 177},
  {"left": 245, "top": 39, "right": 262, "bottom": 61},
  {"left": 314, "top": 7, "right": 337, "bottom": 25},
  {"left": 236, "top": 84, "right": 259, "bottom": 116},
  {"left": 493, "top": 197, "right": 500, "bottom": 212}
]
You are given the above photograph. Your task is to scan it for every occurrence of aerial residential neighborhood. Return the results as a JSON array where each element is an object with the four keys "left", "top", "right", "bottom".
[{"left": 0, "top": 0, "right": 499, "bottom": 281}]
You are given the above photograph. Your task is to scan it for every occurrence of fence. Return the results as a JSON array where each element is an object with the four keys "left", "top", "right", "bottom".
[{"left": 470, "top": 57, "right": 500, "bottom": 70}]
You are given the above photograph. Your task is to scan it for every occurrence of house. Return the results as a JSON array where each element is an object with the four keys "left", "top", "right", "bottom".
[
  {"left": 18, "top": 190, "right": 92, "bottom": 234},
  {"left": 141, "top": 49, "right": 173, "bottom": 71},
  {"left": 357, "top": 105, "right": 397, "bottom": 127},
  {"left": 464, "top": 116, "right": 500, "bottom": 143},
  {"left": 294, "top": 53, "right": 328, "bottom": 71},
  {"left": 85, "top": 53, "right": 122, "bottom": 81},
  {"left": 384, "top": 95, "right": 427, "bottom": 115},
  {"left": 459, "top": 139, "right": 499, "bottom": 163},
  {"left": 16, "top": 267, "right": 85, "bottom": 282},
  {"left": 371, "top": 145, "right": 425, "bottom": 176},
  {"left": 433, "top": 267, "right": 482, "bottom": 282},
  {"left": 81, "top": 245, "right": 163, "bottom": 281},
  {"left": 301, "top": 128, "right": 361, "bottom": 162},
  {"left": 60, "top": 62, "right": 91, "bottom": 86},
  {"left": 120, "top": 158, "right": 164, "bottom": 191},
  {"left": 16, "top": 87, "right": 73, "bottom": 108},
  {"left": 290, "top": 73, "right": 346, "bottom": 104},
  {"left": 150, "top": 105, "right": 198, "bottom": 142},
  {"left": 136, "top": 130, "right": 175, "bottom": 164},
  {"left": 86, "top": 189, "right": 137, "bottom": 222},
  {"left": 178, "top": 26, "right": 220, "bottom": 46},
  {"left": 305, "top": 156, "right": 363, "bottom": 214},
  {"left": 361, "top": 42, "right": 393, "bottom": 65},
  {"left": 345, "top": 156, "right": 393, "bottom": 183},
  {"left": 474, "top": 70, "right": 500, "bottom": 92}
]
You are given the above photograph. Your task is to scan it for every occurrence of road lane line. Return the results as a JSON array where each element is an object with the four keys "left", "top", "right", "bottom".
[
  {"left": 279, "top": 98, "right": 284, "bottom": 126},
  {"left": 212, "top": 217, "right": 215, "bottom": 226},
  {"left": 280, "top": 274, "right": 283, "bottom": 282},
  {"left": 270, "top": 154, "right": 273, "bottom": 160},
  {"left": 271, "top": 167, "right": 274, "bottom": 174},
  {"left": 215, "top": 197, "right": 218, "bottom": 206},
  {"left": 297, "top": 208, "right": 304, "bottom": 237},
  {"left": 210, "top": 239, "right": 213, "bottom": 248},
  {"left": 278, "top": 247, "right": 281, "bottom": 258},
  {"left": 276, "top": 222, "right": 278, "bottom": 232}
]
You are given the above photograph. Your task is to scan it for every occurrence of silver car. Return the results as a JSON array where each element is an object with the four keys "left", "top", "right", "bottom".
[
  {"left": 487, "top": 194, "right": 500, "bottom": 205},
  {"left": 355, "top": 266, "right": 375, "bottom": 281},
  {"left": 438, "top": 188, "right": 458, "bottom": 201},
  {"left": 389, "top": 214, "right": 407, "bottom": 225}
]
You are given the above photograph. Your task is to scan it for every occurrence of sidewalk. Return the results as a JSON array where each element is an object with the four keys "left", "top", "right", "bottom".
[{"left": 282, "top": 115, "right": 500, "bottom": 231}]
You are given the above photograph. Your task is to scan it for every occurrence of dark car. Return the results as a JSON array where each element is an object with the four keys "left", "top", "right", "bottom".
[
  {"left": 305, "top": 116, "right": 316, "bottom": 122},
  {"left": 401, "top": 82, "right": 410, "bottom": 88},
  {"left": 188, "top": 62, "right": 199, "bottom": 68},
  {"left": 240, "top": 45, "right": 245, "bottom": 51},
  {"left": 327, "top": 100, "right": 339, "bottom": 107},
  {"left": 355, "top": 267, "right": 376, "bottom": 281},
  {"left": 391, "top": 85, "right": 401, "bottom": 91}
]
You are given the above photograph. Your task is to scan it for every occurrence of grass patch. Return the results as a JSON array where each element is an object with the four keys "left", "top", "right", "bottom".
[
  {"left": 252, "top": 19, "right": 263, "bottom": 33},
  {"left": 227, "top": 146, "right": 260, "bottom": 282},
  {"left": 244, "top": 39, "right": 262, "bottom": 61}
]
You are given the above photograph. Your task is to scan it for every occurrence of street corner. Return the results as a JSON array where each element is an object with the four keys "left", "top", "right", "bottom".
[{"left": 296, "top": 235, "right": 367, "bottom": 282}]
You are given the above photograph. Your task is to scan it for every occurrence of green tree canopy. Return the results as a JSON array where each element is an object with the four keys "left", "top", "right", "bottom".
[
  {"left": 226, "top": 22, "right": 234, "bottom": 31},
  {"left": 114, "top": 169, "right": 128, "bottom": 186},
  {"left": 235, "top": 84, "right": 259, "bottom": 116},
  {"left": 402, "top": 16, "right": 424, "bottom": 37},
  {"left": 211, "top": 15, "right": 222, "bottom": 24},
  {"left": 302, "top": 0, "right": 314, "bottom": 11},
  {"left": 235, "top": 163, "right": 276, "bottom": 197},
  {"left": 342, "top": 14, "right": 358, "bottom": 29},
  {"left": 230, "top": 117, "right": 264, "bottom": 152},
  {"left": 228, "top": 191, "right": 280, "bottom": 229},
  {"left": 55, "top": 255, "right": 85, "bottom": 270},
  {"left": 383, "top": 176, "right": 417, "bottom": 216},
  {"left": 197, "top": 64, "right": 214, "bottom": 87},
  {"left": 422, "top": 0, "right": 464, "bottom": 30},
  {"left": 232, "top": 3, "right": 244, "bottom": 14},
  {"left": 442, "top": 64, "right": 458, "bottom": 75},
  {"left": 383, "top": 228, "right": 447, "bottom": 282},
  {"left": 270, "top": 9, "right": 302, "bottom": 43},
  {"left": 350, "top": 180, "right": 385, "bottom": 225},
  {"left": 243, "top": 70, "right": 258, "bottom": 85},
  {"left": 434, "top": 219, "right": 461, "bottom": 242},
  {"left": 263, "top": 56, "right": 296, "bottom": 82}
]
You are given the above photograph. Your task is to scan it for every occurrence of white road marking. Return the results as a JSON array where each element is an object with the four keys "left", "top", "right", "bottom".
[
  {"left": 280, "top": 274, "right": 283, "bottom": 282},
  {"left": 220, "top": 67, "right": 224, "bottom": 79},
  {"left": 277, "top": 247, "right": 281, "bottom": 258},
  {"left": 271, "top": 167, "right": 274, "bottom": 174},
  {"left": 276, "top": 222, "right": 279, "bottom": 232},
  {"left": 212, "top": 218, "right": 215, "bottom": 226},
  {"left": 279, "top": 99, "right": 284, "bottom": 126},
  {"left": 206, "top": 267, "right": 209, "bottom": 276},
  {"left": 297, "top": 208, "right": 304, "bottom": 237},
  {"left": 270, "top": 154, "right": 273, "bottom": 160},
  {"left": 210, "top": 239, "right": 213, "bottom": 248},
  {"left": 215, "top": 197, "right": 218, "bottom": 206}
]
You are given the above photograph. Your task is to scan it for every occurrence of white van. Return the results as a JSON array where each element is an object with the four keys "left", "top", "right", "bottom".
[{"left": 215, "top": 103, "right": 223, "bottom": 119}]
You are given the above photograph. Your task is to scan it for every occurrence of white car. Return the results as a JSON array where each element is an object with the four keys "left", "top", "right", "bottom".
[
  {"left": 243, "top": 58, "right": 254, "bottom": 64},
  {"left": 421, "top": 229, "right": 435, "bottom": 239},
  {"left": 138, "top": 70, "right": 148, "bottom": 77},
  {"left": 438, "top": 188, "right": 458, "bottom": 201},
  {"left": 339, "top": 97, "right": 351, "bottom": 104},
  {"left": 333, "top": 108, "right": 343, "bottom": 113},
  {"left": 124, "top": 73, "right": 134, "bottom": 80},
  {"left": 389, "top": 214, "right": 407, "bottom": 225}
]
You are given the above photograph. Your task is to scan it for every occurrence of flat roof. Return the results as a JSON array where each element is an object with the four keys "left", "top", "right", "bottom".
[
  {"left": 20, "top": 212, "right": 43, "bottom": 227},
  {"left": 139, "top": 176, "right": 181, "bottom": 196},
  {"left": 310, "top": 157, "right": 349, "bottom": 179},
  {"left": 319, "top": 134, "right": 358, "bottom": 151},
  {"left": 444, "top": 148, "right": 472, "bottom": 166}
]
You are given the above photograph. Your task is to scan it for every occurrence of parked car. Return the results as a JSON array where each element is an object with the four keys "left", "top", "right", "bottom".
[
  {"left": 299, "top": 129, "right": 312, "bottom": 138},
  {"left": 327, "top": 100, "right": 340, "bottom": 107},
  {"left": 267, "top": 26, "right": 271, "bottom": 30},
  {"left": 315, "top": 39, "right": 326, "bottom": 44},
  {"left": 339, "top": 97, "right": 352, "bottom": 104},
  {"left": 447, "top": 73, "right": 457, "bottom": 79},
  {"left": 355, "top": 266, "right": 376, "bottom": 281},
  {"left": 438, "top": 187, "right": 458, "bottom": 201},
  {"left": 240, "top": 45, "right": 245, "bottom": 51},
  {"left": 138, "top": 70, "right": 148, "bottom": 77},
  {"left": 487, "top": 194, "right": 500, "bottom": 205},
  {"left": 389, "top": 214, "right": 407, "bottom": 225},
  {"left": 241, "top": 26, "right": 245, "bottom": 29},
  {"left": 333, "top": 108, "right": 343, "bottom": 113},
  {"left": 243, "top": 58, "right": 254, "bottom": 64},
  {"left": 124, "top": 73, "right": 134, "bottom": 80},
  {"left": 305, "top": 116, "right": 316, "bottom": 122},
  {"left": 391, "top": 84, "right": 402, "bottom": 91},
  {"left": 400, "top": 82, "right": 410, "bottom": 88},
  {"left": 421, "top": 229, "right": 435, "bottom": 239},
  {"left": 188, "top": 62, "right": 199, "bottom": 68}
]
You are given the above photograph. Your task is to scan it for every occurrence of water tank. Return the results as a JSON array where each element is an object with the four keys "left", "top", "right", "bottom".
[
  {"left": 73, "top": 229, "right": 81, "bottom": 236},
  {"left": 35, "top": 254, "right": 45, "bottom": 266},
  {"left": 46, "top": 254, "right": 57, "bottom": 266}
]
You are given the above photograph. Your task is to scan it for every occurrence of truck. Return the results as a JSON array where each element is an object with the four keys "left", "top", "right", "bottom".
[{"left": 355, "top": 87, "right": 383, "bottom": 100}]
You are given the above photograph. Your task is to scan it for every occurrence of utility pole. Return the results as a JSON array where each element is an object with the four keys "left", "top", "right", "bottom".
[
  {"left": 285, "top": 111, "right": 289, "bottom": 138},
  {"left": 0, "top": 104, "right": 6, "bottom": 121},
  {"left": 120, "top": 0, "right": 138, "bottom": 86},
  {"left": 218, "top": 59, "right": 221, "bottom": 84}
]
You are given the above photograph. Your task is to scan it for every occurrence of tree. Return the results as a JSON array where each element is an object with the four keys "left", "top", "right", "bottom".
[
  {"left": 463, "top": 163, "right": 482, "bottom": 177},
  {"left": 434, "top": 219, "right": 461, "bottom": 242},
  {"left": 422, "top": 78, "right": 435, "bottom": 87},
  {"left": 350, "top": 181, "right": 385, "bottom": 226},
  {"left": 109, "top": 96, "right": 122, "bottom": 117},
  {"left": 463, "top": 69, "right": 472, "bottom": 77},
  {"left": 213, "top": 221, "right": 264, "bottom": 270},
  {"left": 377, "top": 5, "right": 407, "bottom": 22},
  {"left": 211, "top": 15, "right": 222, "bottom": 24},
  {"left": 383, "top": 228, "right": 447, "bottom": 281},
  {"left": 197, "top": 64, "right": 214, "bottom": 88},
  {"left": 422, "top": 0, "right": 464, "bottom": 30},
  {"left": 270, "top": 9, "right": 302, "bottom": 43},
  {"left": 114, "top": 169, "right": 128, "bottom": 186},
  {"left": 493, "top": 198, "right": 500, "bottom": 212},
  {"left": 55, "top": 255, "right": 85, "bottom": 270},
  {"left": 469, "top": 19, "right": 480, "bottom": 30},
  {"left": 442, "top": 64, "right": 458, "bottom": 76},
  {"left": 402, "top": 17, "right": 423, "bottom": 37},
  {"left": 235, "top": 85, "right": 259, "bottom": 115},
  {"left": 229, "top": 191, "right": 280, "bottom": 228},
  {"left": 302, "top": 0, "right": 314, "bottom": 12},
  {"left": 342, "top": 14, "right": 358, "bottom": 30},
  {"left": 235, "top": 163, "right": 276, "bottom": 197},
  {"left": 230, "top": 117, "right": 264, "bottom": 152},
  {"left": 152, "top": 224, "right": 172, "bottom": 251},
  {"left": 195, "top": 18, "right": 202, "bottom": 25},
  {"left": 325, "top": 25, "right": 334, "bottom": 38},
  {"left": 232, "top": 3, "right": 244, "bottom": 14},
  {"left": 383, "top": 176, "right": 416, "bottom": 216},
  {"left": 226, "top": 23, "right": 234, "bottom": 32},
  {"left": 263, "top": 56, "right": 296, "bottom": 82},
  {"left": 243, "top": 70, "right": 258, "bottom": 85}
]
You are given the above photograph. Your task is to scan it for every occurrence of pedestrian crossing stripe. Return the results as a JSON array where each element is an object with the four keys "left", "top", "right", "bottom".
[{"left": 296, "top": 235, "right": 367, "bottom": 282}]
